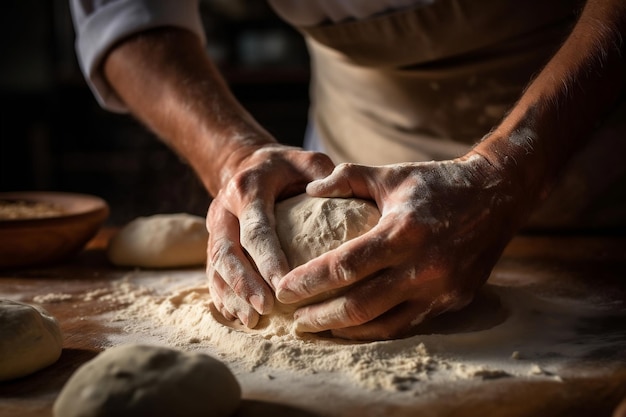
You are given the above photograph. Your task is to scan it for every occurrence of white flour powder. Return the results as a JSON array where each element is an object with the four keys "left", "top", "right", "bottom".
[{"left": 36, "top": 269, "right": 621, "bottom": 396}]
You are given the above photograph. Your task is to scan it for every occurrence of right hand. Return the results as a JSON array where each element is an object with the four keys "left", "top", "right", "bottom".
[
  {"left": 275, "top": 152, "right": 530, "bottom": 340},
  {"left": 206, "top": 144, "right": 334, "bottom": 328}
]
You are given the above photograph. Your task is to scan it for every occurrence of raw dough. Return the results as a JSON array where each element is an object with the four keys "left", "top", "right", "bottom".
[
  {"left": 210, "top": 195, "right": 380, "bottom": 334},
  {"left": 275, "top": 194, "right": 381, "bottom": 269},
  {"left": 108, "top": 213, "right": 208, "bottom": 268},
  {"left": 223, "top": 194, "right": 381, "bottom": 333},
  {"left": 53, "top": 344, "right": 241, "bottom": 417},
  {"left": 0, "top": 299, "right": 63, "bottom": 381},
  {"left": 275, "top": 194, "right": 381, "bottom": 308}
]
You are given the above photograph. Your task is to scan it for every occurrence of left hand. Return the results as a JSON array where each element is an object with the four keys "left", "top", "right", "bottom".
[
  {"left": 275, "top": 151, "right": 529, "bottom": 340},
  {"left": 207, "top": 144, "right": 334, "bottom": 328}
]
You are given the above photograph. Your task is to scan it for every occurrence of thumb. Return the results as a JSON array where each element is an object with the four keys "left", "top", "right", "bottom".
[{"left": 306, "top": 163, "right": 372, "bottom": 198}]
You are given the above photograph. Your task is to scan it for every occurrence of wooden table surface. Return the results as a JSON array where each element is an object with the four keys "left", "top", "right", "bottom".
[{"left": 1, "top": 230, "right": 626, "bottom": 417}]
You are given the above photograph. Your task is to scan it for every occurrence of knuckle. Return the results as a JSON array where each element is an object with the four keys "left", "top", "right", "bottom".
[
  {"left": 239, "top": 218, "right": 271, "bottom": 250},
  {"left": 329, "top": 251, "right": 357, "bottom": 283},
  {"left": 341, "top": 298, "right": 373, "bottom": 326},
  {"left": 206, "top": 199, "right": 226, "bottom": 229},
  {"left": 209, "top": 238, "right": 250, "bottom": 290},
  {"left": 208, "top": 237, "right": 232, "bottom": 269},
  {"left": 384, "top": 211, "right": 431, "bottom": 247},
  {"left": 226, "top": 168, "right": 264, "bottom": 199},
  {"left": 306, "top": 152, "right": 334, "bottom": 171},
  {"left": 335, "top": 162, "right": 357, "bottom": 176},
  {"left": 229, "top": 274, "right": 249, "bottom": 297}
]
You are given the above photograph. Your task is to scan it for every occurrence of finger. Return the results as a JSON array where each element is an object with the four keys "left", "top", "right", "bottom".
[
  {"left": 330, "top": 302, "right": 431, "bottom": 341},
  {"left": 293, "top": 148, "right": 336, "bottom": 182},
  {"left": 306, "top": 164, "right": 392, "bottom": 202},
  {"left": 276, "top": 217, "right": 418, "bottom": 304},
  {"left": 238, "top": 200, "right": 290, "bottom": 289},
  {"left": 306, "top": 163, "right": 373, "bottom": 198},
  {"left": 208, "top": 199, "right": 274, "bottom": 315},
  {"left": 207, "top": 266, "right": 235, "bottom": 321},
  {"left": 330, "top": 287, "right": 468, "bottom": 341},
  {"left": 207, "top": 266, "right": 260, "bottom": 327},
  {"left": 275, "top": 233, "right": 386, "bottom": 304},
  {"left": 206, "top": 266, "right": 231, "bottom": 320},
  {"left": 292, "top": 269, "right": 408, "bottom": 334}
]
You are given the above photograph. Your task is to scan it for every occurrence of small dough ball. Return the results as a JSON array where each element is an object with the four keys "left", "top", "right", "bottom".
[
  {"left": 108, "top": 213, "right": 208, "bottom": 268},
  {"left": 0, "top": 299, "right": 63, "bottom": 381},
  {"left": 275, "top": 194, "right": 381, "bottom": 269},
  {"left": 53, "top": 344, "right": 241, "bottom": 417}
]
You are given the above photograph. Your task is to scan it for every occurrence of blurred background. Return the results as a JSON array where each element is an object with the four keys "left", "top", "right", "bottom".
[{"left": 0, "top": 0, "right": 311, "bottom": 225}]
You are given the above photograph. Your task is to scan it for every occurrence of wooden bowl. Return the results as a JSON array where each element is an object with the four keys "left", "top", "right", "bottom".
[{"left": 0, "top": 192, "right": 109, "bottom": 269}]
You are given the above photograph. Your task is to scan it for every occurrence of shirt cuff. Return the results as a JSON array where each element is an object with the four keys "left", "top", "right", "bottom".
[{"left": 71, "top": 0, "right": 206, "bottom": 113}]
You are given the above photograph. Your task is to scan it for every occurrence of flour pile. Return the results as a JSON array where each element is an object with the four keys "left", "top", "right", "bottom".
[
  {"left": 42, "top": 270, "right": 620, "bottom": 394},
  {"left": 102, "top": 275, "right": 452, "bottom": 391}
]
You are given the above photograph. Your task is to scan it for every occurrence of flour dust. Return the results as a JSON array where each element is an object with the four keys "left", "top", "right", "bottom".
[{"left": 31, "top": 269, "right": 625, "bottom": 395}]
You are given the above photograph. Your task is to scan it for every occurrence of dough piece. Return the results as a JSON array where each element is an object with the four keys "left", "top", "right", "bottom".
[
  {"left": 53, "top": 344, "right": 241, "bottom": 417},
  {"left": 275, "top": 194, "right": 381, "bottom": 269},
  {"left": 209, "top": 195, "right": 381, "bottom": 335},
  {"left": 0, "top": 299, "right": 63, "bottom": 381},
  {"left": 275, "top": 194, "right": 380, "bottom": 308},
  {"left": 108, "top": 213, "right": 208, "bottom": 268}
]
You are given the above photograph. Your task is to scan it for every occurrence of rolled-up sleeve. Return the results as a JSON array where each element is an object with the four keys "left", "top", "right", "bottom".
[{"left": 70, "top": 0, "right": 206, "bottom": 112}]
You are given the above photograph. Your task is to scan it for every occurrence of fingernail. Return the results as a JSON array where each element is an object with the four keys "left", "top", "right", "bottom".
[
  {"left": 249, "top": 294, "right": 265, "bottom": 315},
  {"left": 269, "top": 274, "right": 283, "bottom": 291},
  {"left": 294, "top": 316, "right": 315, "bottom": 333},
  {"left": 306, "top": 179, "right": 321, "bottom": 190},
  {"left": 276, "top": 287, "right": 297, "bottom": 304},
  {"left": 238, "top": 311, "right": 250, "bottom": 327},
  {"left": 245, "top": 311, "right": 260, "bottom": 328}
]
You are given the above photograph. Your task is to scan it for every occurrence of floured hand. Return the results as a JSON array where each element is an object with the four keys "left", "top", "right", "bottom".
[
  {"left": 275, "top": 152, "right": 531, "bottom": 340},
  {"left": 206, "top": 144, "right": 334, "bottom": 327}
]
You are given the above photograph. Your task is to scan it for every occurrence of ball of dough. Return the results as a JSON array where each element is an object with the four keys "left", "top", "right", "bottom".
[
  {"left": 209, "top": 195, "right": 381, "bottom": 333},
  {"left": 108, "top": 213, "right": 208, "bottom": 268},
  {"left": 0, "top": 299, "right": 63, "bottom": 381},
  {"left": 275, "top": 194, "right": 381, "bottom": 269},
  {"left": 53, "top": 344, "right": 241, "bottom": 417}
]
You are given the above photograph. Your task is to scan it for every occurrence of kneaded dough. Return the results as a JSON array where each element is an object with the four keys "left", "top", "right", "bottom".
[
  {"left": 53, "top": 344, "right": 241, "bottom": 417},
  {"left": 275, "top": 194, "right": 380, "bottom": 308},
  {"left": 213, "top": 195, "right": 381, "bottom": 334},
  {"left": 275, "top": 194, "right": 381, "bottom": 269},
  {"left": 0, "top": 299, "right": 63, "bottom": 381},
  {"left": 108, "top": 213, "right": 208, "bottom": 268}
]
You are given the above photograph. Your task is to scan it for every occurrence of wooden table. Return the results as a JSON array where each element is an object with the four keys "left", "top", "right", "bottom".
[{"left": 1, "top": 230, "right": 626, "bottom": 417}]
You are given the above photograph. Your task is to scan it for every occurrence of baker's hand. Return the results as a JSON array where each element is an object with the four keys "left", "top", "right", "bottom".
[
  {"left": 275, "top": 152, "right": 529, "bottom": 340},
  {"left": 207, "top": 144, "right": 334, "bottom": 328}
]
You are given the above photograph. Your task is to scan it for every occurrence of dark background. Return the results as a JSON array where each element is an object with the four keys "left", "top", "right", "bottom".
[{"left": 0, "top": 0, "right": 311, "bottom": 225}]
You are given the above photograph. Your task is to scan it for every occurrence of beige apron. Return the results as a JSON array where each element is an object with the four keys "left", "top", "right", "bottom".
[{"left": 295, "top": 0, "right": 626, "bottom": 231}]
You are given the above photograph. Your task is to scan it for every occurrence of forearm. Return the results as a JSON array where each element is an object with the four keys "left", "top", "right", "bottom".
[
  {"left": 103, "top": 28, "right": 277, "bottom": 195},
  {"left": 473, "top": 0, "right": 626, "bottom": 215}
]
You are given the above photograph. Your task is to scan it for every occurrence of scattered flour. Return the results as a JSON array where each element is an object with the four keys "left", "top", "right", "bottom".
[
  {"left": 39, "top": 270, "right": 622, "bottom": 395},
  {"left": 32, "top": 293, "right": 74, "bottom": 304}
]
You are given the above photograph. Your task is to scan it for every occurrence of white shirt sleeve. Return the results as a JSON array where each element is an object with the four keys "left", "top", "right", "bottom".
[{"left": 70, "top": 0, "right": 206, "bottom": 112}]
